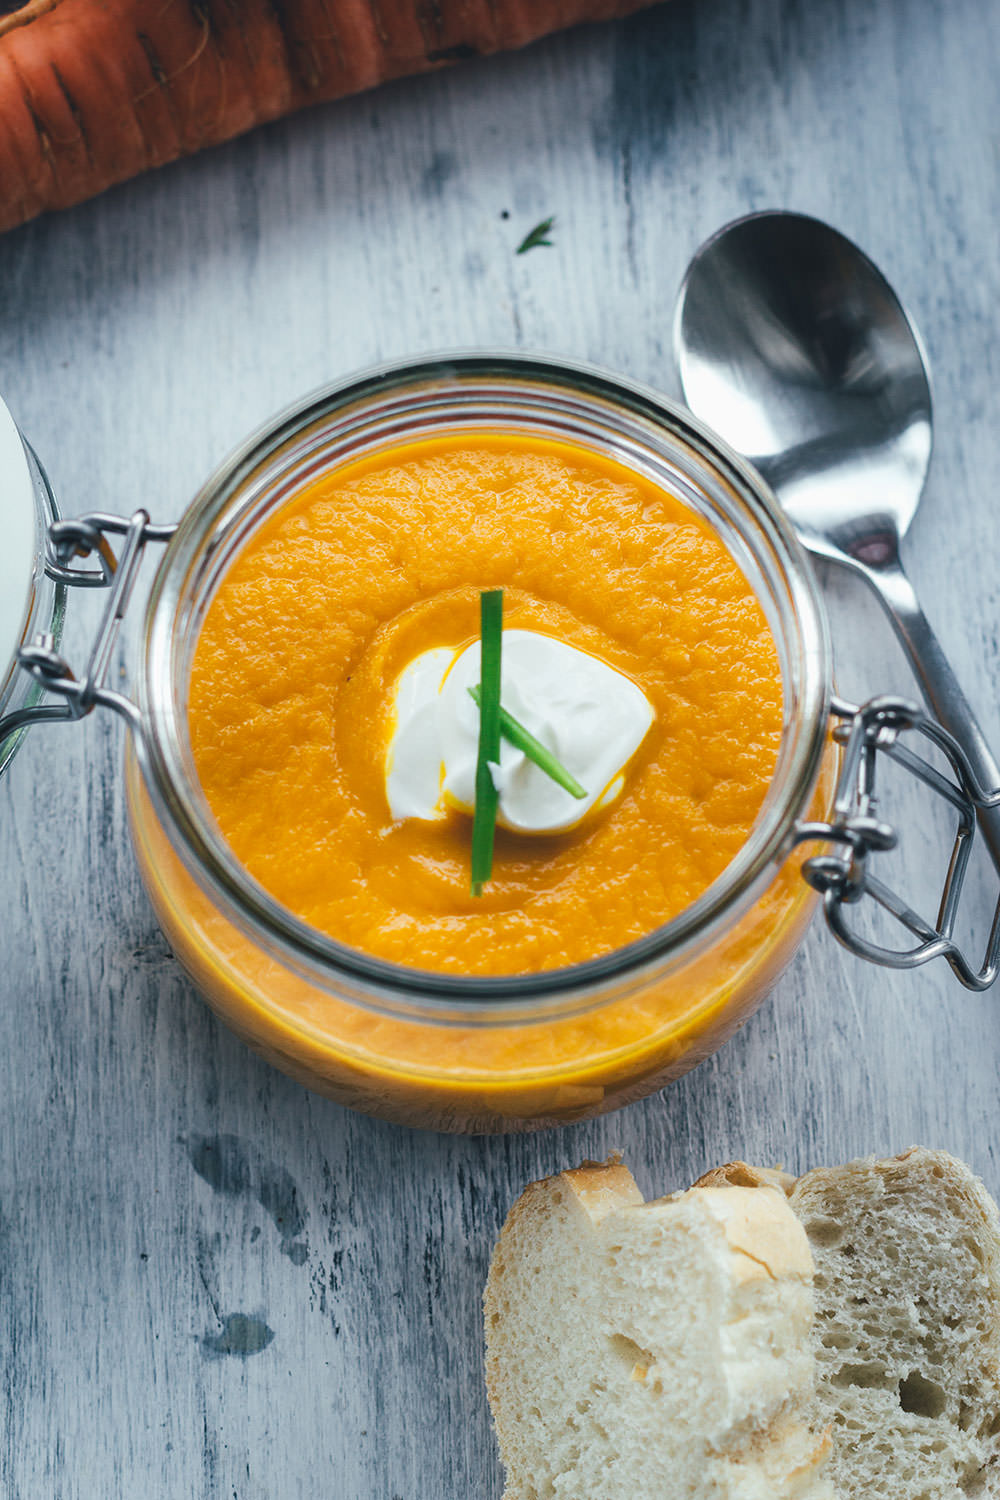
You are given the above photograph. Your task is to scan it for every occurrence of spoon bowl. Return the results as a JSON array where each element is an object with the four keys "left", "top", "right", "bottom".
[
  {"left": 675, "top": 211, "right": 932, "bottom": 570},
  {"left": 675, "top": 210, "right": 1000, "bottom": 863}
]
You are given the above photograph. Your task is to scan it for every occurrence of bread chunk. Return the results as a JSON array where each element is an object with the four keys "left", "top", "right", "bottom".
[
  {"left": 484, "top": 1162, "right": 832, "bottom": 1500},
  {"left": 787, "top": 1148, "right": 1000, "bottom": 1499}
]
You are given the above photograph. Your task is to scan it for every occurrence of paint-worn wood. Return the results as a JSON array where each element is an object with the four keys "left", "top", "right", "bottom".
[{"left": 1, "top": 0, "right": 999, "bottom": 1493}]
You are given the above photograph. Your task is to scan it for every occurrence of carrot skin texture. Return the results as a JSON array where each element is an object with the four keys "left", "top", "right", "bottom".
[{"left": 0, "top": 0, "right": 663, "bottom": 233}]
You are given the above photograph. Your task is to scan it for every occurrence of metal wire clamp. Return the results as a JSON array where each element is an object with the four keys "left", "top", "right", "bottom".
[
  {"left": 793, "top": 695, "right": 1000, "bottom": 990},
  {"left": 1, "top": 510, "right": 177, "bottom": 740}
]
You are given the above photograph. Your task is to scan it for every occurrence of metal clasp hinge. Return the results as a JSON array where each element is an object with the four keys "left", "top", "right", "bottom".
[
  {"left": 794, "top": 695, "right": 1000, "bottom": 991},
  {"left": 7, "top": 510, "right": 177, "bottom": 737}
]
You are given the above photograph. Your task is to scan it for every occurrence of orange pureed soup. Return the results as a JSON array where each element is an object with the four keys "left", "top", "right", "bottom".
[{"left": 188, "top": 433, "right": 783, "bottom": 975}]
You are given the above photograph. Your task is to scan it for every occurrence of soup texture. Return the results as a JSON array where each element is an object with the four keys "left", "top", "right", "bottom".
[{"left": 188, "top": 435, "right": 783, "bottom": 975}]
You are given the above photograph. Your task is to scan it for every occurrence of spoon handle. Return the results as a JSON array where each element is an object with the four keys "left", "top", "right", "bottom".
[{"left": 861, "top": 559, "right": 1000, "bottom": 870}]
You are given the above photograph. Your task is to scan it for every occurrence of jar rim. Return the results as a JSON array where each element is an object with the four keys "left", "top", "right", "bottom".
[{"left": 138, "top": 352, "right": 832, "bottom": 1011}]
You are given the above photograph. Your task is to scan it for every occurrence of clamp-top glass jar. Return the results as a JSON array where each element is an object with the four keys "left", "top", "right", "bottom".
[{"left": 7, "top": 357, "right": 999, "bottom": 1132}]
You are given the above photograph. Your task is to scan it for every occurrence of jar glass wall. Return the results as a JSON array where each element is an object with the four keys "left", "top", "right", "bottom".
[
  {"left": 127, "top": 357, "right": 834, "bottom": 1132},
  {"left": 0, "top": 442, "right": 65, "bottom": 779}
]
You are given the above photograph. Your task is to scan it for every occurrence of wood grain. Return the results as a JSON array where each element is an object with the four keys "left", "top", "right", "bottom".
[{"left": 1, "top": 0, "right": 999, "bottom": 1493}]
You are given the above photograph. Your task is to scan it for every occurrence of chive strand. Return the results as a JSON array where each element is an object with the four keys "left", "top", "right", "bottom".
[
  {"left": 470, "top": 590, "right": 504, "bottom": 896},
  {"left": 468, "top": 686, "right": 587, "bottom": 799}
]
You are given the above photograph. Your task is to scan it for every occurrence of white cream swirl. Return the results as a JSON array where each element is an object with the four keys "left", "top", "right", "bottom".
[{"left": 385, "top": 630, "right": 654, "bottom": 834}]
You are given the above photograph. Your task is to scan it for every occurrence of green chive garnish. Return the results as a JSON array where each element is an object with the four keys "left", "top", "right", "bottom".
[
  {"left": 468, "top": 686, "right": 587, "bottom": 800},
  {"left": 470, "top": 590, "right": 504, "bottom": 896},
  {"left": 516, "top": 215, "right": 556, "bottom": 254}
]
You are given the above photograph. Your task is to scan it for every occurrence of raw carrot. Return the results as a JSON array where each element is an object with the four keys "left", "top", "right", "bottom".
[{"left": 0, "top": 0, "right": 661, "bottom": 234}]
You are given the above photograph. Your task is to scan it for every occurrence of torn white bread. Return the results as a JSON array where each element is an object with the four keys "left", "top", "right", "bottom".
[
  {"left": 791, "top": 1148, "right": 1000, "bottom": 1500},
  {"left": 700, "top": 1149, "right": 1000, "bottom": 1499},
  {"left": 484, "top": 1161, "right": 833, "bottom": 1500}
]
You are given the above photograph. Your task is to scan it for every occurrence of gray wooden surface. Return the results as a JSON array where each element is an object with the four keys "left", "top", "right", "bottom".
[{"left": 2, "top": 0, "right": 999, "bottom": 1494}]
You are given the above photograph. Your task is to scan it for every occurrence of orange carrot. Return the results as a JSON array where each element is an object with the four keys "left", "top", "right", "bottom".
[{"left": 0, "top": 0, "right": 661, "bottom": 234}]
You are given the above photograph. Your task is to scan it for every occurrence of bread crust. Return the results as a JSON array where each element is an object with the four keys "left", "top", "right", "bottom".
[
  {"left": 672, "top": 1184, "right": 814, "bottom": 1282},
  {"left": 694, "top": 1160, "right": 797, "bottom": 1195}
]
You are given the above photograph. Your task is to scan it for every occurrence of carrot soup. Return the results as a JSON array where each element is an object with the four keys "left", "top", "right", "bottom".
[{"left": 188, "top": 434, "right": 783, "bottom": 971}]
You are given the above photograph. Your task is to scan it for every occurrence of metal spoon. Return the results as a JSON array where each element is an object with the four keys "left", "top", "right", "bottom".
[{"left": 675, "top": 209, "right": 1000, "bottom": 865}]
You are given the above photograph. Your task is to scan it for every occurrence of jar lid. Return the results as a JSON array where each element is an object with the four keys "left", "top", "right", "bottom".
[{"left": 0, "top": 395, "right": 36, "bottom": 695}]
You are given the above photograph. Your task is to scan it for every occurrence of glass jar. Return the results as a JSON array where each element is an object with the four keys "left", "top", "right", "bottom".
[
  {"left": 0, "top": 396, "right": 65, "bottom": 778},
  {"left": 120, "top": 355, "right": 834, "bottom": 1131}
]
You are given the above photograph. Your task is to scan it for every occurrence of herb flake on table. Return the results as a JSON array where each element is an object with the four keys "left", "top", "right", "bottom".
[{"left": 516, "top": 216, "right": 555, "bottom": 253}]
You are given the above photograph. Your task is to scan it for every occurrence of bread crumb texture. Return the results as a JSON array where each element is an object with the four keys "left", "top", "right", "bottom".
[
  {"left": 792, "top": 1147, "right": 1000, "bottom": 1500},
  {"left": 484, "top": 1162, "right": 832, "bottom": 1499}
]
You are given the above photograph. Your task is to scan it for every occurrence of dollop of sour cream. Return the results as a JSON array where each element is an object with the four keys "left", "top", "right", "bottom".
[{"left": 385, "top": 630, "right": 654, "bottom": 834}]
